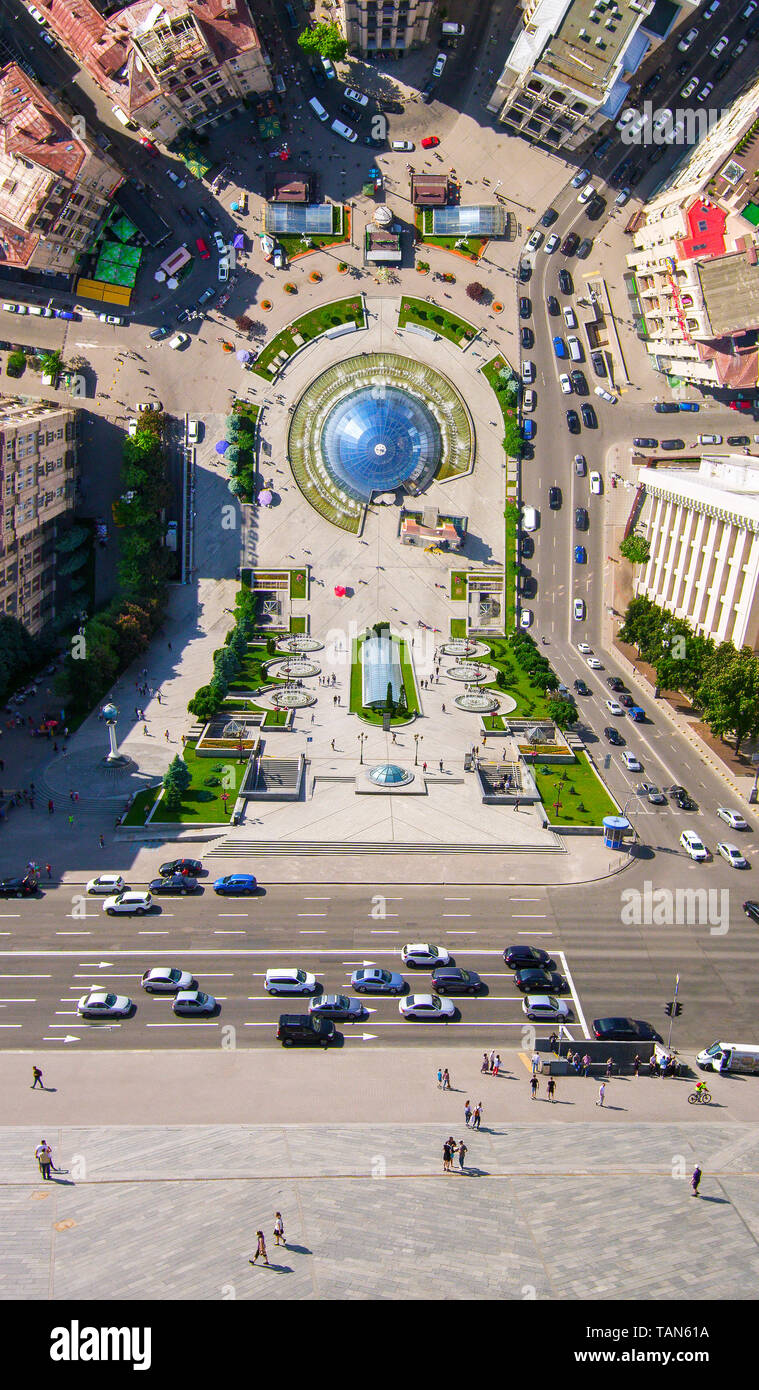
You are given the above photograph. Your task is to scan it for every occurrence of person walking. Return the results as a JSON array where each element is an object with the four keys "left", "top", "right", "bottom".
[
  {"left": 605, "top": 1057, "right": 614, "bottom": 1079},
  {"left": 249, "top": 1230, "right": 269, "bottom": 1265},
  {"left": 547, "top": 1075, "right": 556, "bottom": 1102},
  {"left": 457, "top": 1138, "right": 468, "bottom": 1173},
  {"left": 330, "top": 739, "right": 336, "bottom": 751},
  {"left": 488, "top": 1049, "right": 495, "bottom": 1073},
  {"left": 531, "top": 1050, "right": 540, "bottom": 1076},
  {"left": 481, "top": 1052, "right": 489, "bottom": 1073},
  {"left": 691, "top": 1165, "right": 702, "bottom": 1198},
  {"left": 98, "top": 834, "right": 105, "bottom": 850},
  {"left": 633, "top": 1053, "right": 641, "bottom": 1077},
  {"left": 442, "top": 1067, "right": 450, "bottom": 1091},
  {"left": 442, "top": 1137, "right": 453, "bottom": 1172},
  {"left": 47, "top": 799, "right": 54, "bottom": 815},
  {"left": 31, "top": 1065, "right": 43, "bottom": 1090},
  {"left": 164, "top": 729, "right": 170, "bottom": 742},
  {"left": 439, "top": 758, "right": 444, "bottom": 773},
  {"left": 464, "top": 1099, "right": 471, "bottom": 1127},
  {"left": 67, "top": 814, "right": 74, "bottom": 828},
  {"left": 471, "top": 1102, "right": 482, "bottom": 1130},
  {"left": 437, "top": 1066, "right": 443, "bottom": 1089},
  {"left": 597, "top": 1082, "right": 606, "bottom": 1108},
  {"left": 492, "top": 1053, "right": 501, "bottom": 1078},
  {"left": 530, "top": 1074, "right": 539, "bottom": 1099},
  {"left": 273, "top": 1212, "right": 286, "bottom": 1245},
  {"left": 35, "top": 1139, "right": 53, "bottom": 1179},
  {"left": 143, "top": 724, "right": 149, "bottom": 736},
  {"left": 582, "top": 1053, "right": 592, "bottom": 1078},
  {"left": 441, "top": 704, "right": 445, "bottom": 714}
]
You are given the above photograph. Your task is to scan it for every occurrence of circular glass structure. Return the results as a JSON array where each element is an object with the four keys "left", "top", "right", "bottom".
[
  {"left": 321, "top": 386, "right": 440, "bottom": 502},
  {"left": 367, "top": 763, "right": 414, "bottom": 787}
]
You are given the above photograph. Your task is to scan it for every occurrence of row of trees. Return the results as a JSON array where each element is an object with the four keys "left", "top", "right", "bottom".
[
  {"left": 224, "top": 412, "right": 256, "bottom": 503},
  {"left": 55, "top": 413, "right": 173, "bottom": 718},
  {"left": 507, "top": 631, "right": 579, "bottom": 730},
  {"left": 0, "top": 615, "right": 50, "bottom": 706},
  {"left": 618, "top": 595, "right": 759, "bottom": 754},
  {"left": 187, "top": 586, "right": 259, "bottom": 721}
]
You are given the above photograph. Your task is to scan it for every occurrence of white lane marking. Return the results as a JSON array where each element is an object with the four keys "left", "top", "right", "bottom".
[
  {"left": 516, "top": 931, "right": 553, "bottom": 936},
  {"left": 0, "top": 914, "right": 21, "bottom": 918},
  {"left": 299, "top": 929, "right": 326, "bottom": 934},
  {"left": 511, "top": 914, "right": 547, "bottom": 919},
  {"left": 56, "top": 932, "right": 91, "bottom": 936},
  {"left": 444, "top": 896, "right": 471, "bottom": 900},
  {"left": 0, "top": 1023, "right": 22, "bottom": 1028},
  {"left": 0, "top": 997, "right": 36, "bottom": 1002},
  {"left": 218, "top": 913, "right": 248, "bottom": 918},
  {"left": 214, "top": 930, "right": 246, "bottom": 935},
  {"left": 557, "top": 950, "right": 589, "bottom": 1039},
  {"left": 446, "top": 930, "right": 477, "bottom": 935},
  {"left": 509, "top": 898, "right": 542, "bottom": 902},
  {"left": 442, "top": 913, "right": 471, "bottom": 918},
  {"left": 145, "top": 1021, "right": 220, "bottom": 1027},
  {"left": 303, "top": 896, "right": 331, "bottom": 900},
  {"left": 0, "top": 973, "right": 51, "bottom": 978},
  {"left": 241, "top": 1020, "right": 567, "bottom": 1029},
  {"left": 138, "top": 931, "right": 169, "bottom": 936},
  {"left": 368, "top": 930, "right": 400, "bottom": 935}
]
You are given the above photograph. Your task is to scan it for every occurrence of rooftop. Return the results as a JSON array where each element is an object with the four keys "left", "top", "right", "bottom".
[
  {"left": 410, "top": 173, "right": 448, "bottom": 207},
  {"left": 510, "top": 0, "right": 650, "bottom": 104},
  {"left": 697, "top": 251, "right": 759, "bottom": 336},
  {"left": 639, "top": 456, "right": 759, "bottom": 526},
  {"left": 677, "top": 199, "right": 726, "bottom": 262}
]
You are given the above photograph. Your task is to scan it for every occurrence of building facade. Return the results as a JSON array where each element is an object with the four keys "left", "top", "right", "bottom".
[
  {"left": 636, "top": 456, "right": 759, "bottom": 652},
  {"left": 0, "top": 63, "right": 123, "bottom": 276},
  {"left": 340, "top": 0, "right": 433, "bottom": 57},
  {"left": 0, "top": 399, "right": 80, "bottom": 635},
  {"left": 38, "top": 0, "right": 271, "bottom": 143}
]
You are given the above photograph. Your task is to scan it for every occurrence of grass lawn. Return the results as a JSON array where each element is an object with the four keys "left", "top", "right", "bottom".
[
  {"left": 277, "top": 206, "right": 346, "bottom": 258},
  {"left": 233, "top": 401, "right": 259, "bottom": 428},
  {"left": 481, "top": 713, "right": 507, "bottom": 732},
  {"left": 263, "top": 708, "right": 290, "bottom": 727},
  {"left": 504, "top": 500, "right": 518, "bottom": 634},
  {"left": 533, "top": 752, "right": 618, "bottom": 826},
  {"left": 418, "top": 212, "right": 486, "bottom": 260},
  {"left": 399, "top": 296, "right": 477, "bottom": 347},
  {"left": 450, "top": 618, "right": 467, "bottom": 638},
  {"left": 470, "top": 639, "right": 552, "bottom": 720},
  {"left": 289, "top": 568, "right": 308, "bottom": 599},
  {"left": 349, "top": 632, "right": 419, "bottom": 725},
  {"left": 289, "top": 615, "right": 307, "bottom": 633},
  {"left": 482, "top": 355, "right": 520, "bottom": 431},
  {"left": 450, "top": 570, "right": 467, "bottom": 601},
  {"left": 228, "top": 647, "right": 276, "bottom": 692},
  {"left": 253, "top": 297, "right": 365, "bottom": 378},
  {"left": 122, "top": 785, "right": 160, "bottom": 826}
]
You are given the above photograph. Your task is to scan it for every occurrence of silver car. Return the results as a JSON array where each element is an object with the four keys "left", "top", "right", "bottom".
[
  {"left": 141, "top": 967, "right": 195, "bottom": 994},
  {"left": 173, "top": 989, "right": 217, "bottom": 1015},
  {"left": 351, "top": 967, "right": 405, "bottom": 994},
  {"left": 308, "top": 994, "right": 365, "bottom": 1020}
]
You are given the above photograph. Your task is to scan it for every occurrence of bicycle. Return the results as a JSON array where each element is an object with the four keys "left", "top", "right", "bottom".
[{"left": 687, "top": 1088, "right": 712, "bottom": 1105}]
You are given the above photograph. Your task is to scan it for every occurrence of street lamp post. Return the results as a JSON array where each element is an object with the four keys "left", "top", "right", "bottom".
[
  {"left": 414, "top": 733, "right": 423, "bottom": 766},
  {"left": 358, "top": 732, "right": 367, "bottom": 765}
]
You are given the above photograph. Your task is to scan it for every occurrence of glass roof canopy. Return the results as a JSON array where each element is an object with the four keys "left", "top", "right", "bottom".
[
  {"left": 320, "top": 385, "right": 440, "bottom": 502},
  {"left": 264, "top": 204, "right": 334, "bottom": 233},
  {"left": 431, "top": 205, "right": 506, "bottom": 236}
]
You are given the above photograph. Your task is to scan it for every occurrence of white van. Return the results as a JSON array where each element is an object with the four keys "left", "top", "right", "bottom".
[
  {"left": 441, "top": 21, "right": 465, "bottom": 35},
  {"left": 309, "top": 97, "right": 329, "bottom": 123},
  {"left": 522, "top": 505, "right": 538, "bottom": 532},
  {"left": 697, "top": 1041, "right": 759, "bottom": 1073},
  {"left": 111, "top": 105, "right": 138, "bottom": 130},
  {"left": 331, "top": 118, "right": 358, "bottom": 143},
  {"left": 567, "top": 335, "right": 583, "bottom": 361},
  {"left": 391, "top": 139, "right": 414, "bottom": 152}
]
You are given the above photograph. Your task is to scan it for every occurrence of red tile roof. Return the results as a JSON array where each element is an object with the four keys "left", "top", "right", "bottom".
[
  {"left": 678, "top": 198, "right": 726, "bottom": 261},
  {"left": 697, "top": 337, "right": 759, "bottom": 388}
]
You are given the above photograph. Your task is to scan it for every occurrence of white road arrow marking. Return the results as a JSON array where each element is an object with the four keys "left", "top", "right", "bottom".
[
  {"left": 344, "top": 1033, "right": 377, "bottom": 1040},
  {"left": 43, "top": 1034, "right": 80, "bottom": 1043}
]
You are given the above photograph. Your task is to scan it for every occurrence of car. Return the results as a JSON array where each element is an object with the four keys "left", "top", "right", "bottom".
[
  {"left": 622, "top": 752, "right": 642, "bottom": 772},
  {"left": 520, "top": 535, "right": 534, "bottom": 558},
  {"left": 522, "top": 388, "right": 536, "bottom": 411},
  {"left": 351, "top": 966, "right": 405, "bottom": 994},
  {"left": 563, "top": 306, "right": 577, "bottom": 330},
  {"left": 212, "top": 231, "right": 226, "bottom": 256},
  {"left": 727, "top": 436, "right": 751, "bottom": 446},
  {"left": 432, "top": 53, "right": 447, "bottom": 78},
  {"left": 678, "top": 26, "right": 699, "bottom": 51},
  {"left": 591, "top": 351, "right": 607, "bottom": 378},
  {"left": 544, "top": 233, "right": 560, "bottom": 254},
  {"left": 514, "top": 968, "right": 568, "bottom": 995},
  {"left": 571, "top": 370, "right": 588, "bottom": 395},
  {"left": 574, "top": 678, "right": 591, "bottom": 695},
  {"left": 98, "top": 313, "right": 124, "bottom": 324},
  {"left": 197, "top": 206, "right": 217, "bottom": 229},
  {"left": 264, "top": 968, "right": 317, "bottom": 996},
  {"left": 606, "top": 676, "right": 625, "bottom": 692},
  {"left": 548, "top": 297, "right": 560, "bottom": 317},
  {"left": 595, "top": 386, "right": 617, "bottom": 404},
  {"left": 606, "top": 699, "right": 624, "bottom": 716},
  {"left": 0, "top": 874, "right": 38, "bottom": 898},
  {"left": 549, "top": 486, "right": 562, "bottom": 509},
  {"left": 587, "top": 656, "right": 603, "bottom": 669},
  {"left": 643, "top": 784, "right": 666, "bottom": 805},
  {"left": 103, "top": 890, "right": 152, "bottom": 916},
  {"left": 520, "top": 326, "right": 534, "bottom": 350},
  {"left": 399, "top": 993, "right": 455, "bottom": 1020},
  {"left": 577, "top": 183, "right": 596, "bottom": 205},
  {"left": 148, "top": 874, "right": 200, "bottom": 895},
  {"left": 574, "top": 546, "right": 587, "bottom": 568},
  {"left": 169, "top": 332, "right": 189, "bottom": 350},
  {"left": 573, "top": 598, "right": 586, "bottom": 622},
  {"left": 28, "top": 4, "right": 46, "bottom": 20},
  {"left": 420, "top": 134, "right": 440, "bottom": 148},
  {"left": 519, "top": 609, "right": 533, "bottom": 629},
  {"left": 676, "top": 794, "right": 698, "bottom": 811},
  {"left": 213, "top": 873, "right": 257, "bottom": 894},
  {"left": 576, "top": 238, "right": 593, "bottom": 259},
  {"left": 195, "top": 237, "right": 210, "bottom": 260},
  {"left": 697, "top": 82, "right": 714, "bottom": 103},
  {"left": 522, "top": 419, "right": 536, "bottom": 441},
  {"left": 519, "top": 297, "right": 532, "bottom": 320},
  {"left": 577, "top": 642, "right": 593, "bottom": 654},
  {"left": 680, "top": 830, "right": 709, "bottom": 861},
  {"left": 187, "top": 419, "right": 199, "bottom": 444},
  {"left": 566, "top": 409, "right": 580, "bottom": 433},
  {"left": 604, "top": 726, "right": 623, "bottom": 745},
  {"left": 574, "top": 453, "right": 586, "bottom": 476},
  {"left": 558, "top": 269, "right": 573, "bottom": 295},
  {"left": 504, "top": 944, "right": 555, "bottom": 970},
  {"left": 698, "top": 433, "right": 722, "bottom": 446},
  {"left": 575, "top": 506, "right": 588, "bottom": 530},
  {"left": 343, "top": 86, "right": 368, "bottom": 106},
  {"left": 173, "top": 990, "right": 216, "bottom": 1015},
  {"left": 218, "top": 259, "right": 229, "bottom": 283},
  {"left": 272, "top": 246, "right": 285, "bottom": 269},
  {"left": 615, "top": 187, "right": 631, "bottom": 207},
  {"left": 391, "top": 139, "right": 414, "bottom": 151},
  {"left": 141, "top": 967, "right": 195, "bottom": 994},
  {"left": 743, "top": 900, "right": 759, "bottom": 923},
  {"left": 668, "top": 785, "right": 687, "bottom": 800},
  {"left": 559, "top": 372, "right": 573, "bottom": 395},
  {"left": 40, "top": 28, "right": 55, "bottom": 45},
  {"left": 127, "top": 418, "right": 138, "bottom": 437},
  {"left": 717, "top": 808, "right": 750, "bottom": 831},
  {"left": 161, "top": 858, "right": 203, "bottom": 877},
  {"left": 308, "top": 994, "right": 365, "bottom": 1020},
  {"left": 634, "top": 437, "right": 658, "bottom": 449},
  {"left": 560, "top": 233, "right": 579, "bottom": 257},
  {"left": 660, "top": 438, "right": 684, "bottom": 450},
  {"left": 277, "top": 1014, "right": 336, "bottom": 1046},
  {"left": 592, "top": 1017, "right": 662, "bottom": 1042},
  {"left": 431, "top": 967, "right": 483, "bottom": 995},
  {"left": 681, "top": 77, "right": 699, "bottom": 99},
  {"left": 729, "top": 398, "right": 754, "bottom": 412},
  {"left": 717, "top": 842, "right": 749, "bottom": 868},
  {"left": 526, "top": 230, "right": 544, "bottom": 253},
  {"left": 2, "top": 302, "right": 26, "bottom": 314},
  {"left": 581, "top": 403, "right": 597, "bottom": 428},
  {"left": 521, "top": 359, "right": 535, "bottom": 384},
  {"left": 86, "top": 873, "right": 125, "bottom": 895},
  {"left": 77, "top": 991, "right": 132, "bottom": 1019},
  {"left": 540, "top": 207, "right": 559, "bottom": 227},
  {"left": 519, "top": 261, "right": 532, "bottom": 282},
  {"left": 167, "top": 169, "right": 187, "bottom": 188},
  {"left": 710, "top": 34, "right": 729, "bottom": 57},
  {"left": 654, "top": 402, "right": 679, "bottom": 413},
  {"left": 571, "top": 169, "right": 590, "bottom": 188},
  {"left": 735, "top": 37, "right": 749, "bottom": 57},
  {"left": 339, "top": 102, "right": 357, "bottom": 119},
  {"left": 401, "top": 942, "right": 452, "bottom": 967},
  {"left": 149, "top": 326, "right": 171, "bottom": 340},
  {"left": 589, "top": 471, "right": 603, "bottom": 495},
  {"left": 586, "top": 194, "right": 605, "bottom": 220},
  {"left": 523, "top": 994, "right": 570, "bottom": 1022}
]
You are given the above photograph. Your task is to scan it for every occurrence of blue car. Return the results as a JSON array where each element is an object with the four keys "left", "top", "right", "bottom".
[
  {"left": 522, "top": 419, "right": 536, "bottom": 440},
  {"left": 350, "top": 967, "right": 405, "bottom": 994},
  {"left": 213, "top": 873, "right": 258, "bottom": 894},
  {"left": 553, "top": 336, "right": 567, "bottom": 358},
  {"left": 574, "top": 544, "right": 587, "bottom": 564},
  {"left": 678, "top": 401, "right": 699, "bottom": 412},
  {"left": 55, "top": 309, "right": 75, "bottom": 320}
]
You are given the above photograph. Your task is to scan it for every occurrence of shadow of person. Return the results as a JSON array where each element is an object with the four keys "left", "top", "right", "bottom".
[
  {"left": 696, "top": 1195, "right": 730, "bottom": 1205},
  {"left": 279, "top": 1243, "right": 311, "bottom": 1255},
  {"left": 461, "top": 1167, "right": 489, "bottom": 1177}
]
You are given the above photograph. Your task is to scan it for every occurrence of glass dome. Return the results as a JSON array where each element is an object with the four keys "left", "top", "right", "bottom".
[
  {"left": 367, "top": 763, "right": 414, "bottom": 787},
  {"left": 321, "top": 386, "right": 441, "bottom": 502}
]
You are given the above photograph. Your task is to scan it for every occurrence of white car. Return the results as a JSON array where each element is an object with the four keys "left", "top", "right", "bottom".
[
  {"left": 677, "top": 26, "right": 698, "bottom": 51},
  {"left": 399, "top": 993, "right": 455, "bottom": 1020},
  {"left": 28, "top": 4, "right": 46, "bottom": 21},
  {"left": 99, "top": 314, "right": 124, "bottom": 325},
  {"left": 594, "top": 387, "right": 617, "bottom": 404},
  {"left": 606, "top": 699, "right": 624, "bottom": 716},
  {"left": 559, "top": 373, "right": 573, "bottom": 394},
  {"left": 213, "top": 231, "right": 226, "bottom": 255},
  {"left": 432, "top": 54, "right": 447, "bottom": 78},
  {"left": 617, "top": 110, "right": 646, "bottom": 139},
  {"left": 264, "top": 967, "right": 317, "bottom": 995},
  {"left": 520, "top": 609, "right": 533, "bottom": 628},
  {"left": 344, "top": 86, "right": 369, "bottom": 105},
  {"left": 86, "top": 873, "right": 125, "bottom": 895},
  {"left": 545, "top": 233, "right": 560, "bottom": 254},
  {"left": 77, "top": 991, "right": 132, "bottom": 1018},
  {"left": 615, "top": 188, "right": 631, "bottom": 207},
  {"left": 127, "top": 418, "right": 138, "bottom": 437},
  {"left": 526, "top": 230, "right": 543, "bottom": 253},
  {"left": 522, "top": 359, "right": 535, "bottom": 384},
  {"left": 523, "top": 389, "right": 536, "bottom": 412},
  {"left": 680, "top": 830, "right": 709, "bottom": 862},
  {"left": 717, "top": 808, "right": 750, "bottom": 831},
  {"left": 710, "top": 34, "right": 729, "bottom": 57},
  {"left": 563, "top": 307, "right": 576, "bottom": 329},
  {"left": 587, "top": 656, "right": 603, "bottom": 670},
  {"left": 401, "top": 943, "right": 452, "bottom": 967},
  {"left": 2, "top": 302, "right": 26, "bottom": 314},
  {"left": 392, "top": 140, "right": 414, "bottom": 151},
  {"left": 136, "top": 401, "right": 160, "bottom": 412},
  {"left": 622, "top": 752, "right": 642, "bottom": 772},
  {"left": 187, "top": 419, "right": 199, "bottom": 443},
  {"left": 573, "top": 598, "right": 586, "bottom": 621},
  {"left": 522, "top": 994, "right": 570, "bottom": 1022},
  {"left": 218, "top": 259, "right": 229, "bottom": 283},
  {"left": 103, "top": 890, "right": 152, "bottom": 916},
  {"left": 681, "top": 77, "right": 699, "bottom": 99},
  {"left": 167, "top": 169, "right": 187, "bottom": 188},
  {"left": 577, "top": 642, "right": 593, "bottom": 655},
  {"left": 571, "top": 169, "right": 590, "bottom": 188},
  {"left": 173, "top": 989, "right": 217, "bottom": 1015},
  {"left": 589, "top": 472, "right": 603, "bottom": 494},
  {"left": 141, "top": 967, "right": 195, "bottom": 994},
  {"left": 717, "top": 842, "right": 749, "bottom": 868},
  {"left": 578, "top": 183, "right": 596, "bottom": 205},
  {"left": 169, "top": 332, "right": 189, "bottom": 349}
]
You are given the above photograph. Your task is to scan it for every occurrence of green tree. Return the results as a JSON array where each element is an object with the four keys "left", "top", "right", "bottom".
[
  {"left": 619, "top": 532, "right": 650, "bottom": 565},
  {"left": 696, "top": 648, "right": 759, "bottom": 754},
  {"left": 503, "top": 415, "right": 522, "bottom": 457},
  {"left": 547, "top": 697, "right": 578, "bottom": 729},
  {"left": 6, "top": 350, "right": 25, "bottom": 378},
  {"left": 188, "top": 685, "right": 219, "bottom": 719},
  {"left": 297, "top": 21, "right": 347, "bottom": 61}
]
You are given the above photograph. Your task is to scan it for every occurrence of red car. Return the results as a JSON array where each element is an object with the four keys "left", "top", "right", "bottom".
[
  {"left": 139, "top": 137, "right": 158, "bottom": 157},
  {"left": 195, "top": 237, "right": 210, "bottom": 260},
  {"left": 421, "top": 135, "right": 440, "bottom": 149},
  {"left": 729, "top": 400, "right": 753, "bottom": 412}
]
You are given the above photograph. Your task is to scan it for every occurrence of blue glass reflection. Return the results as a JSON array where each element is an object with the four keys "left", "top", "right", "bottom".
[{"left": 321, "top": 386, "right": 440, "bottom": 501}]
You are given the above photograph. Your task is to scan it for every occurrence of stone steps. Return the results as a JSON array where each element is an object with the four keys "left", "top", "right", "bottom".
[{"left": 206, "top": 839, "right": 563, "bottom": 856}]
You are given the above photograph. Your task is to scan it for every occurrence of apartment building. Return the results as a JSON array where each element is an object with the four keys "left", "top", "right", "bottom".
[
  {"left": 340, "top": 0, "right": 433, "bottom": 57},
  {"left": 38, "top": 0, "right": 271, "bottom": 143},
  {"left": 0, "top": 400, "right": 79, "bottom": 636},
  {"left": 636, "top": 456, "right": 759, "bottom": 652},
  {"left": 487, "top": 0, "right": 661, "bottom": 151},
  {"left": 0, "top": 63, "right": 122, "bottom": 276},
  {"left": 625, "top": 75, "right": 759, "bottom": 389}
]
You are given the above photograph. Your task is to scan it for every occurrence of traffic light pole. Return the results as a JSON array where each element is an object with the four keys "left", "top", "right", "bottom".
[{"left": 666, "top": 972, "right": 681, "bottom": 1050}]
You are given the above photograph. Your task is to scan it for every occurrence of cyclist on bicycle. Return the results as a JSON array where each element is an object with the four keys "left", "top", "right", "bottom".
[{"left": 695, "top": 1080, "right": 709, "bottom": 1096}]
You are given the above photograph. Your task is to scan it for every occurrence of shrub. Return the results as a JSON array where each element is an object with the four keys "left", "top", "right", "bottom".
[
  {"left": 6, "top": 350, "right": 26, "bottom": 378},
  {"left": 466, "top": 281, "right": 485, "bottom": 301}
]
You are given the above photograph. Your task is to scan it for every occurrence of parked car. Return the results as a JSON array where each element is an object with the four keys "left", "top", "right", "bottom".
[
  {"left": 86, "top": 873, "right": 125, "bottom": 895},
  {"left": 566, "top": 409, "right": 580, "bottom": 433},
  {"left": 571, "top": 169, "right": 590, "bottom": 188},
  {"left": 523, "top": 994, "right": 570, "bottom": 1022},
  {"left": 167, "top": 169, "right": 187, "bottom": 188},
  {"left": 519, "top": 297, "right": 532, "bottom": 319},
  {"left": 592, "top": 1017, "right": 662, "bottom": 1042},
  {"left": 634, "top": 437, "right": 658, "bottom": 449},
  {"left": 103, "top": 890, "right": 152, "bottom": 915},
  {"left": 561, "top": 233, "right": 579, "bottom": 256},
  {"left": 591, "top": 350, "right": 607, "bottom": 377},
  {"left": 576, "top": 237, "right": 593, "bottom": 259},
  {"left": 420, "top": 134, "right": 440, "bottom": 148},
  {"left": 544, "top": 233, "right": 560, "bottom": 254},
  {"left": 581, "top": 403, "right": 597, "bottom": 428},
  {"left": 213, "top": 873, "right": 257, "bottom": 894},
  {"left": 149, "top": 326, "right": 171, "bottom": 340},
  {"left": 0, "top": 874, "right": 38, "bottom": 898},
  {"left": 558, "top": 268, "right": 573, "bottom": 294}
]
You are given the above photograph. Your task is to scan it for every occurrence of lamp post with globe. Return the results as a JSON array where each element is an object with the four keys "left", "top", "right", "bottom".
[{"left": 101, "top": 702, "right": 127, "bottom": 766}]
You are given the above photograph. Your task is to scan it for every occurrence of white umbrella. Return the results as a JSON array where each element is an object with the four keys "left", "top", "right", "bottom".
[{"left": 154, "top": 269, "right": 166, "bottom": 282}]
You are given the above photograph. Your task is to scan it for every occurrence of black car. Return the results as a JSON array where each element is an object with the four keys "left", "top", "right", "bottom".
[
  {"left": 575, "top": 506, "right": 588, "bottom": 529},
  {"left": 566, "top": 408, "right": 580, "bottom": 434},
  {"left": 519, "top": 297, "right": 532, "bottom": 319},
  {"left": 520, "top": 535, "right": 534, "bottom": 558},
  {"left": 633, "top": 436, "right": 658, "bottom": 448},
  {"left": 591, "top": 350, "right": 607, "bottom": 377},
  {"left": 641, "top": 69, "right": 662, "bottom": 96},
  {"left": 576, "top": 237, "right": 593, "bottom": 259},
  {"left": 558, "top": 268, "right": 573, "bottom": 294},
  {"left": 277, "top": 1014, "right": 337, "bottom": 1047},
  {"left": 197, "top": 206, "right": 217, "bottom": 229},
  {"left": 149, "top": 325, "right": 171, "bottom": 340},
  {"left": 604, "top": 726, "right": 624, "bottom": 745},
  {"left": 574, "top": 678, "right": 591, "bottom": 695},
  {"left": 432, "top": 967, "right": 483, "bottom": 995},
  {"left": 592, "top": 1017, "right": 662, "bottom": 1043},
  {"left": 149, "top": 875, "right": 200, "bottom": 895},
  {"left": 540, "top": 207, "right": 558, "bottom": 227},
  {"left": 0, "top": 874, "right": 38, "bottom": 898},
  {"left": 310, "top": 62, "right": 326, "bottom": 87},
  {"left": 676, "top": 60, "right": 690, "bottom": 76},
  {"left": 675, "top": 794, "right": 697, "bottom": 811},
  {"left": 561, "top": 232, "right": 579, "bottom": 256},
  {"left": 743, "top": 900, "right": 759, "bottom": 924},
  {"left": 660, "top": 438, "right": 684, "bottom": 450},
  {"left": 549, "top": 486, "right": 562, "bottom": 509},
  {"left": 586, "top": 194, "right": 605, "bottom": 220},
  {"left": 547, "top": 295, "right": 559, "bottom": 315},
  {"left": 520, "top": 326, "right": 534, "bottom": 350},
  {"left": 571, "top": 369, "right": 588, "bottom": 395},
  {"left": 504, "top": 944, "right": 556, "bottom": 970},
  {"left": 339, "top": 101, "right": 356, "bottom": 119},
  {"left": 581, "top": 403, "right": 597, "bottom": 428},
  {"left": 159, "top": 858, "right": 203, "bottom": 877},
  {"left": 606, "top": 676, "right": 624, "bottom": 692},
  {"left": 421, "top": 80, "right": 436, "bottom": 103},
  {"left": 668, "top": 785, "right": 687, "bottom": 799},
  {"left": 727, "top": 436, "right": 750, "bottom": 446},
  {"left": 176, "top": 307, "right": 193, "bottom": 323},
  {"left": 514, "top": 968, "right": 568, "bottom": 994},
  {"left": 519, "top": 261, "right": 532, "bottom": 282},
  {"left": 654, "top": 401, "right": 679, "bottom": 413},
  {"left": 177, "top": 204, "right": 193, "bottom": 224},
  {"left": 620, "top": 694, "right": 634, "bottom": 707},
  {"left": 713, "top": 59, "right": 730, "bottom": 82}
]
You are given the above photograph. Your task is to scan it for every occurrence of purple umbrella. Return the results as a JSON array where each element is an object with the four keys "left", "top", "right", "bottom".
[
  {"left": 233, "top": 233, "right": 245, "bottom": 250},
  {"left": 258, "top": 489, "right": 273, "bottom": 506},
  {"left": 236, "top": 349, "right": 251, "bottom": 362},
  {"left": 215, "top": 440, "right": 230, "bottom": 455}
]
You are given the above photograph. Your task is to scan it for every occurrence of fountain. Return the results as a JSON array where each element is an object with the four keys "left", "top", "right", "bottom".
[
  {"left": 273, "top": 656, "right": 321, "bottom": 679},
  {"left": 455, "top": 688, "right": 500, "bottom": 713},
  {"left": 446, "top": 662, "right": 497, "bottom": 684},
  {"left": 272, "top": 684, "right": 314, "bottom": 709},
  {"left": 278, "top": 636, "right": 323, "bottom": 654}
]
